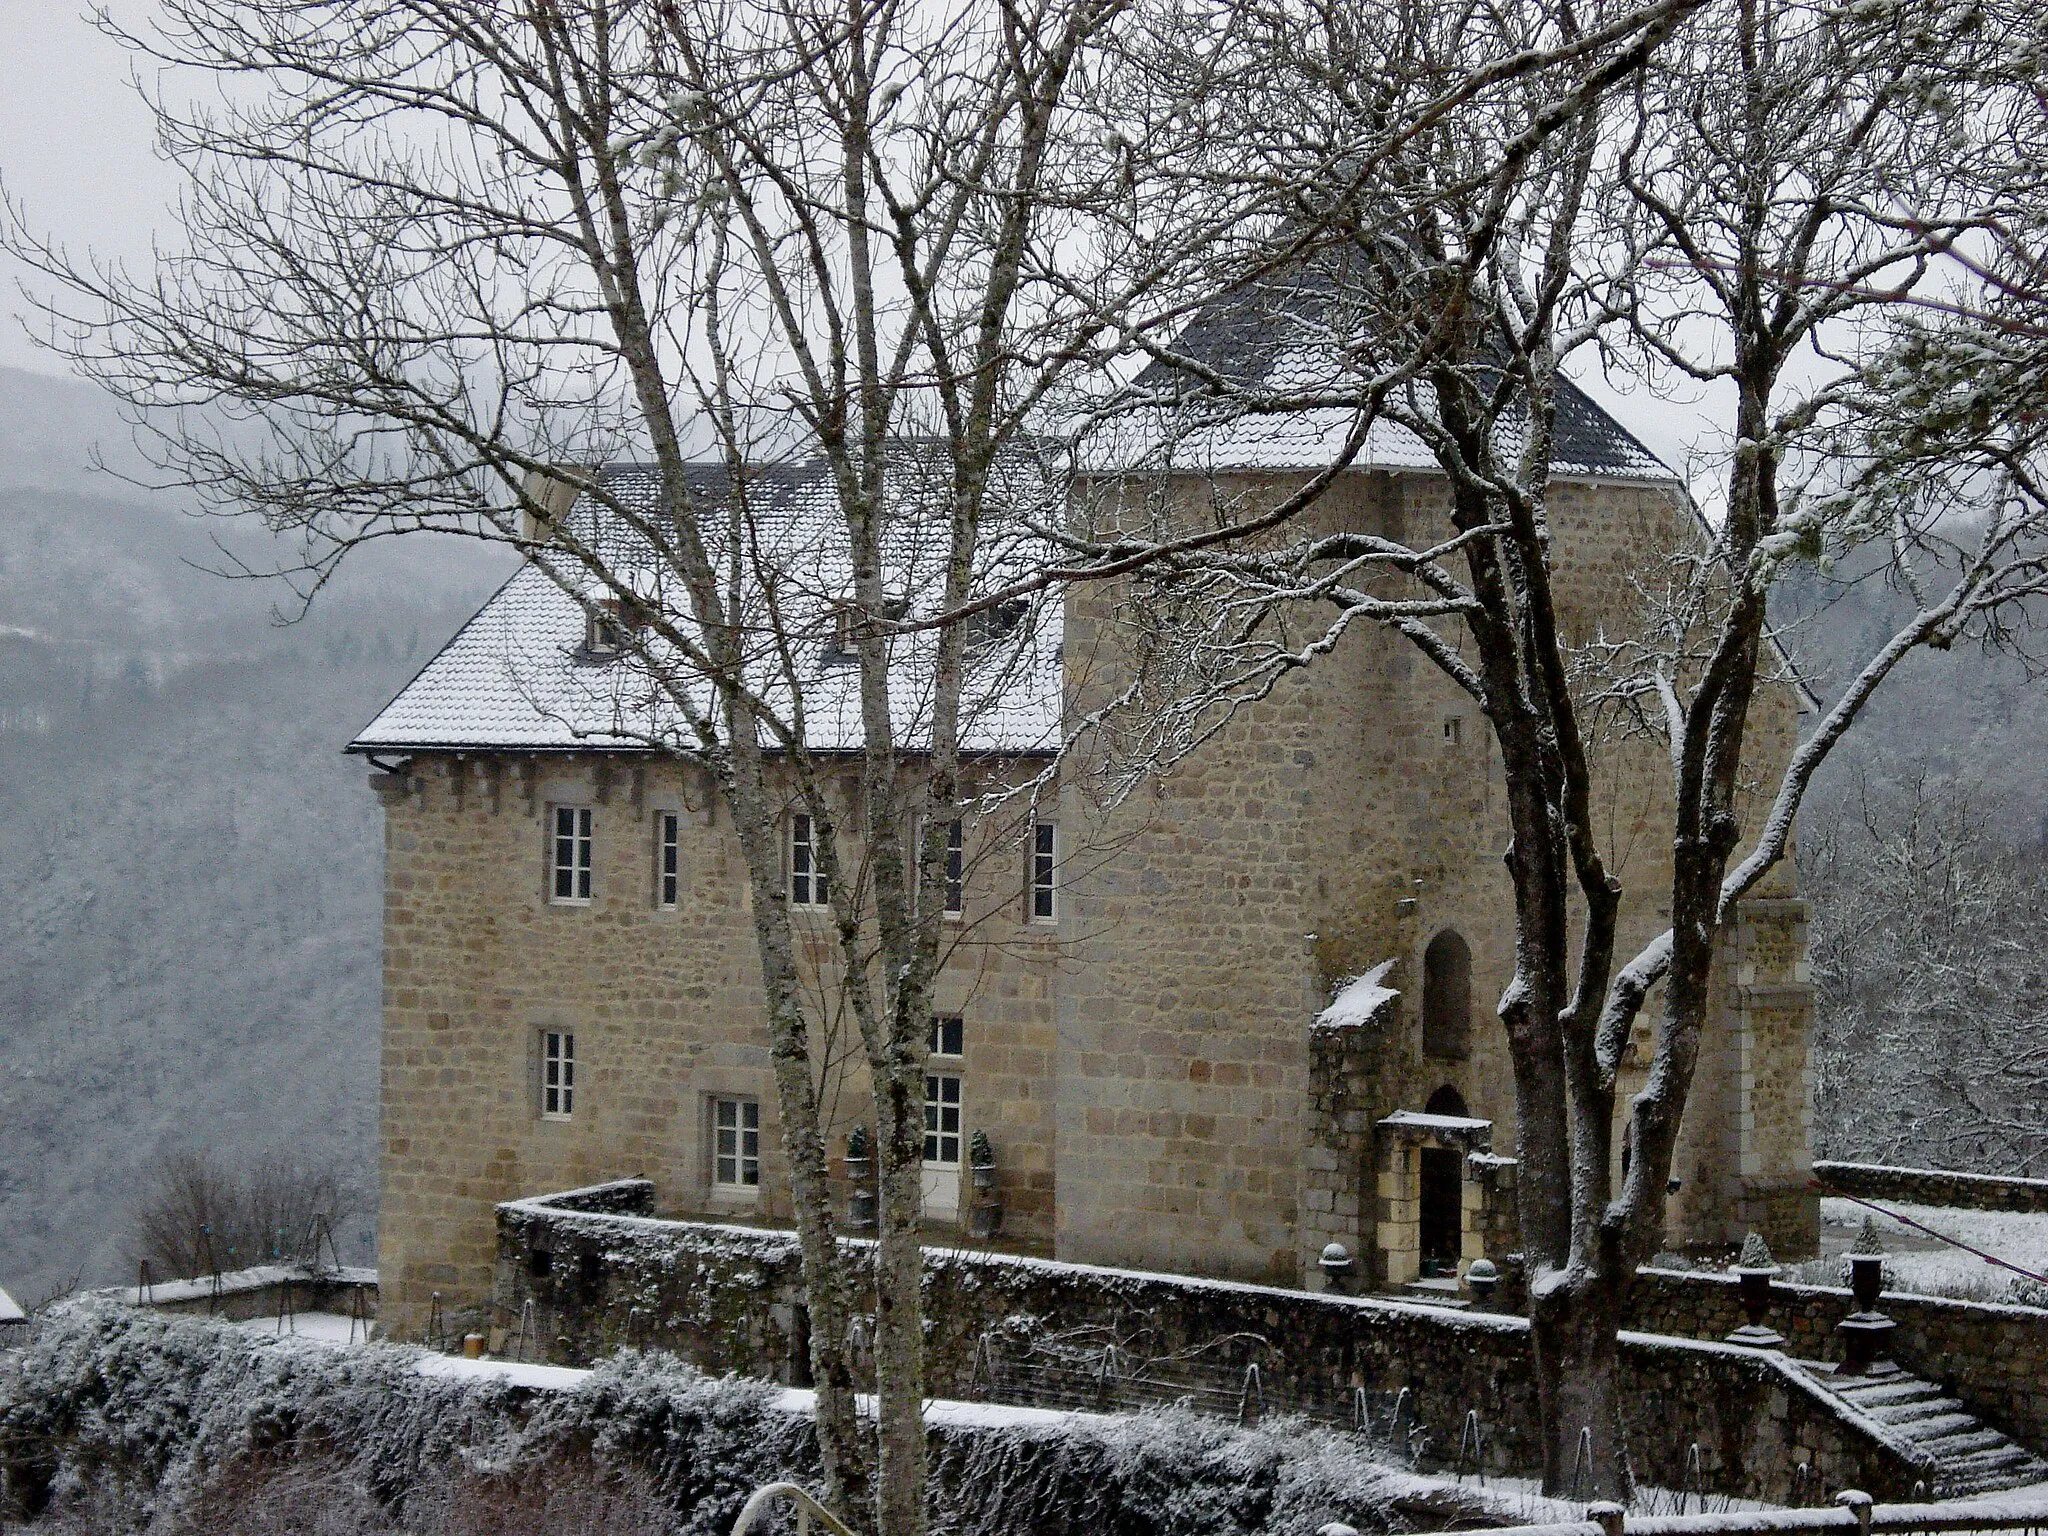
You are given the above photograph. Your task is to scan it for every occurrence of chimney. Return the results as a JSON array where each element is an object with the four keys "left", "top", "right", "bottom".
[{"left": 520, "top": 465, "right": 591, "bottom": 547}]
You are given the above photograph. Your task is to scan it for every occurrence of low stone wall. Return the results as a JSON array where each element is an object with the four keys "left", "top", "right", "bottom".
[
  {"left": 1814, "top": 1161, "right": 2048, "bottom": 1215},
  {"left": 1630, "top": 1266, "right": 2048, "bottom": 1458},
  {"left": 493, "top": 1183, "right": 1934, "bottom": 1504},
  {"left": 114, "top": 1264, "right": 380, "bottom": 1329}
]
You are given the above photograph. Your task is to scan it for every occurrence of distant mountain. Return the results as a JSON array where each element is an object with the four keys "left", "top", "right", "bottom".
[{"left": 0, "top": 365, "right": 513, "bottom": 1302}]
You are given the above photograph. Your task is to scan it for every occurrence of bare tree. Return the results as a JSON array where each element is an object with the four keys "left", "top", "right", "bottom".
[
  {"left": 132, "top": 1148, "right": 358, "bottom": 1280},
  {"left": 1054, "top": 0, "right": 2048, "bottom": 1496},
  {"left": 6, "top": 4, "right": 1219, "bottom": 1529},
  {"left": 1807, "top": 775, "right": 2048, "bottom": 1176}
]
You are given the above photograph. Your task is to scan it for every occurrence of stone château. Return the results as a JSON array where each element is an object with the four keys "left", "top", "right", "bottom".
[{"left": 351, "top": 361, "right": 1817, "bottom": 1338}]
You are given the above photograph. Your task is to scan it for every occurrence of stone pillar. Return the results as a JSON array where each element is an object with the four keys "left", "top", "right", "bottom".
[
  {"left": 1300, "top": 1013, "right": 1382, "bottom": 1288},
  {"left": 1727, "top": 896, "right": 1819, "bottom": 1259}
]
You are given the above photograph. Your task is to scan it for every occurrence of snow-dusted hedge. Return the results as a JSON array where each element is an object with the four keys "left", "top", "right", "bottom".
[{"left": 0, "top": 1298, "right": 1434, "bottom": 1535}]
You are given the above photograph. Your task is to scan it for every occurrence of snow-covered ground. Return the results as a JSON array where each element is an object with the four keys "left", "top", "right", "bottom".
[
  {"left": 1788, "top": 1199, "right": 2048, "bottom": 1304},
  {"left": 235, "top": 1310, "right": 369, "bottom": 1344}
]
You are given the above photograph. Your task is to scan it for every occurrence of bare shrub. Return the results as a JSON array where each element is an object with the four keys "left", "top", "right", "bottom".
[
  {"left": 401, "top": 1461, "right": 677, "bottom": 1536},
  {"left": 145, "top": 1453, "right": 676, "bottom": 1536},
  {"left": 131, "top": 1149, "right": 358, "bottom": 1280}
]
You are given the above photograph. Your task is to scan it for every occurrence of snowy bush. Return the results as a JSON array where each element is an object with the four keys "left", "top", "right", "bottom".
[{"left": 0, "top": 1299, "right": 1430, "bottom": 1535}]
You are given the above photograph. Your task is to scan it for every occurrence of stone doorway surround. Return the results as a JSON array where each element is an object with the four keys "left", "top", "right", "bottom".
[{"left": 1375, "top": 1109, "right": 1494, "bottom": 1286}]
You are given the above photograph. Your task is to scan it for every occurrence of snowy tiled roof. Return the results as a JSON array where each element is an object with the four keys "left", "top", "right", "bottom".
[
  {"left": 350, "top": 456, "right": 1065, "bottom": 757},
  {"left": 1110, "top": 269, "right": 1671, "bottom": 481}
]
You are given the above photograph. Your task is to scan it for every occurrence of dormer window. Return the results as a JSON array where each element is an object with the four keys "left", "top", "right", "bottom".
[
  {"left": 823, "top": 606, "right": 859, "bottom": 666},
  {"left": 822, "top": 595, "right": 908, "bottom": 668},
  {"left": 966, "top": 598, "right": 1030, "bottom": 657},
  {"left": 582, "top": 597, "right": 639, "bottom": 661}
]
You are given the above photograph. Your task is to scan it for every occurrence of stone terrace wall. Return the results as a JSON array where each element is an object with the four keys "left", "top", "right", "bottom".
[
  {"left": 1630, "top": 1266, "right": 2048, "bottom": 1458},
  {"left": 493, "top": 1184, "right": 1933, "bottom": 1504},
  {"left": 1815, "top": 1161, "right": 2048, "bottom": 1215}
]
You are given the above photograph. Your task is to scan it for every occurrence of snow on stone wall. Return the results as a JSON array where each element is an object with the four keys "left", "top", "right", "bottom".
[
  {"left": 0, "top": 1296, "right": 1460, "bottom": 1536},
  {"left": 491, "top": 1187, "right": 1935, "bottom": 1504},
  {"left": 1815, "top": 1162, "right": 2048, "bottom": 1217}
]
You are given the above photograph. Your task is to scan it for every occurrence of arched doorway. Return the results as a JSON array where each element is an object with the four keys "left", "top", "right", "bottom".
[
  {"left": 1419, "top": 1084, "right": 1470, "bottom": 1275},
  {"left": 1422, "top": 931, "right": 1472, "bottom": 1060}
]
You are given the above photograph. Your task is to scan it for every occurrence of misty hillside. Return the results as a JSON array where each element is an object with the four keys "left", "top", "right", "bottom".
[{"left": 0, "top": 366, "right": 512, "bottom": 1303}]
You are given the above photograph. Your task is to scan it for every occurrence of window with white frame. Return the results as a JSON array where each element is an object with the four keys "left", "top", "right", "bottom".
[
  {"left": 789, "top": 813, "right": 827, "bottom": 908},
  {"left": 712, "top": 1097, "right": 761, "bottom": 1190},
  {"left": 944, "top": 820, "right": 964, "bottom": 916},
  {"left": 551, "top": 806, "right": 593, "bottom": 903},
  {"left": 541, "top": 1031, "right": 575, "bottom": 1120},
  {"left": 923, "top": 1072, "right": 962, "bottom": 1166},
  {"left": 1029, "top": 820, "right": 1057, "bottom": 922},
  {"left": 929, "top": 1014, "right": 964, "bottom": 1058},
  {"left": 656, "top": 811, "right": 680, "bottom": 909}
]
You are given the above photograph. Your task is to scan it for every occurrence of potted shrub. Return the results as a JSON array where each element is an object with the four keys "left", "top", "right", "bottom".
[{"left": 969, "top": 1129, "right": 997, "bottom": 1190}]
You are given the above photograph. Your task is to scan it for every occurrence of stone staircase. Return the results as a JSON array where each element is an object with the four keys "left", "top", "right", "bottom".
[{"left": 1815, "top": 1368, "right": 2048, "bottom": 1497}]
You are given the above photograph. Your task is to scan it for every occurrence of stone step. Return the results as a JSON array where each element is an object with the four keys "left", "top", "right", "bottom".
[
  {"left": 1870, "top": 1395, "right": 1964, "bottom": 1424},
  {"left": 1394, "top": 1278, "right": 1468, "bottom": 1309},
  {"left": 1941, "top": 1458, "right": 2048, "bottom": 1498},
  {"left": 1948, "top": 1445, "right": 2042, "bottom": 1474},
  {"left": 1831, "top": 1376, "right": 1943, "bottom": 1405},
  {"left": 1894, "top": 1411, "right": 1984, "bottom": 1442},
  {"left": 1810, "top": 1367, "right": 2048, "bottom": 1500},
  {"left": 1917, "top": 1427, "right": 2013, "bottom": 1457}
]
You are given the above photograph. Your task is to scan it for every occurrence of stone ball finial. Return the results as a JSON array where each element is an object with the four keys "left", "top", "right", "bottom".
[
  {"left": 1851, "top": 1214, "right": 1885, "bottom": 1256},
  {"left": 1738, "top": 1231, "right": 1777, "bottom": 1272}
]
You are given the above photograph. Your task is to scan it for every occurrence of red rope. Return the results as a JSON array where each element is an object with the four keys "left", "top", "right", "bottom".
[{"left": 1828, "top": 1190, "right": 2048, "bottom": 1290}]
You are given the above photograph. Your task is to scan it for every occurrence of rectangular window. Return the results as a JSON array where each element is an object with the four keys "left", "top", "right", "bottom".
[
  {"left": 944, "top": 820, "right": 964, "bottom": 916},
  {"left": 712, "top": 1098, "right": 761, "bottom": 1189},
  {"left": 657, "top": 811, "right": 680, "bottom": 909},
  {"left": 1030, "top": 820, "right": 1057, "bottom": 922},
  {"left": 929, "top": 1014, "right": 964, "bottom": 1058},
  {"left": 541, "top": 1031, "right": 575, "bottom": 1120},
  {"left": 923, "top": 1073, "right": 962, "bottom": 1166},
  {"left": 551, "top": 806, "right": 593, "bottom": 903},
  {"left": 789, "top": 813, "right": 827, "bottom": 908}
]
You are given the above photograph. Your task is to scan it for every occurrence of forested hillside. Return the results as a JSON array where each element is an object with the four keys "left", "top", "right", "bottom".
[{"left": 0, "top": 366, "right": 510, "bottom": 1303}]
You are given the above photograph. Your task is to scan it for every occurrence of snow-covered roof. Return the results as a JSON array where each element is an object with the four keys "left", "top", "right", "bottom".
[
  {"left": 1107, "top": 269, "right": 1671, "bottom": 481},
  {"left": 0, "top": 1283, "right": 25, "bottom": 1325},
  {"left": 350, "top": 456, "right": 1065, "bottom": 758}
]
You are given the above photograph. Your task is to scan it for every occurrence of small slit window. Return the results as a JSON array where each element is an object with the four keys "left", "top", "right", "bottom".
[
  {"left": 657, "top": 811, "right": 680, "bottom": 909},
  {"left": 944, "top": 820, "right": 964, "bottom": 916},
  {"left": 1029, "top": 821, "right": 1057, "bottom": 923}
]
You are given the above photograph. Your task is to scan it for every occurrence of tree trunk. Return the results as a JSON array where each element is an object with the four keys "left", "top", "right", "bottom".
[
  {"left": 872, "top": 1067, "right": 931, "bottom": 1536},
  {"left": 1530, "top": 1269, "right": 1635, "bottom": 1501}
]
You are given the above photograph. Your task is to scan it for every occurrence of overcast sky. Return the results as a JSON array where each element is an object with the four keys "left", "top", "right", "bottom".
[{"left": 0, "top": 2, "right": 1728, "bottom": 475}]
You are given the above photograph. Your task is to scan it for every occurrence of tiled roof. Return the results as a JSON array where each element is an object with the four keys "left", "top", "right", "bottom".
[
  {"left": 350, "top": 457, "right": 1065, "bottom": 757},
  {"left": 1115, "top": 269, "right": 1671, "bottom": 481}
]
